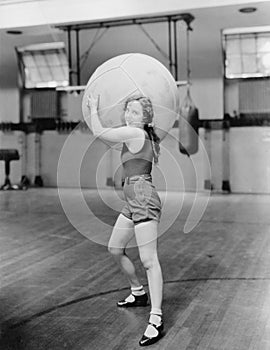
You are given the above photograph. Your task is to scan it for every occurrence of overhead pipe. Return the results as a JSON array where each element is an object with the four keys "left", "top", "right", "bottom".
[
  {"left": 67, "top": 27, "right": 73, "bottom": 85},
  {"left": 173, "top": 19, "right": 178, "bottom": 80},
  {"left": 168, "top": 17, "right": 173, "bottom": 75},
  {"left": 75, "top": 28, "right": 81, "bottom": 85},
  {"left": 56, "top": 13, "right": 194, "bottom": 31},
  {"left": 61, "top": 13, "right": 195, "bottom": 86}
]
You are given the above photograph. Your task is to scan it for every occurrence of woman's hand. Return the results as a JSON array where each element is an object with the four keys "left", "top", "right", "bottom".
[{"left": 87, "top": 94, "right": 100, "bottom": 112}]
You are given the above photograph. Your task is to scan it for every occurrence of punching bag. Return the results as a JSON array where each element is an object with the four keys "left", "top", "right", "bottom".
[
  {"left": 178, "top": 88, "right": 199, "bottom": 156},
  {"left": 179, "top": 24, "right": 199, "bottom": 157}
]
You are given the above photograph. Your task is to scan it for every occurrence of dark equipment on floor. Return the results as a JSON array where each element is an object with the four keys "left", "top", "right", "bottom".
[{"left": 0, "top": 149, "right": 27, "bottom": 190}]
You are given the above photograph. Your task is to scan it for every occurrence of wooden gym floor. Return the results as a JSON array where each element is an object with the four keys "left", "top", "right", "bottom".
[{"left": 0, "top": 188, "right": 270, "bottom": 350}]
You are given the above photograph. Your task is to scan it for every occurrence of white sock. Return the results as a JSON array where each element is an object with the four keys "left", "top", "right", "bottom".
[
  {"left": 123, "top": 286, "right": 145, "bottom": 303},
  {"left": 150, "top": 308, "right": 162, "bottom": 317},
  {"left": 131, "top": 285, "right": 146, "bottom": 296}
]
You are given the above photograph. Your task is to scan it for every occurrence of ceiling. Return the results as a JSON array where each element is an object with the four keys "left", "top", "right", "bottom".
[
  {"left": 4, "top": 1, "right": 270, "bottom": 37},
  {"left": 0, "top": 0, "right": 268, "bottom": 29},
  {"left": 1, "top": 1, "right": 270, "bottom": 82}
]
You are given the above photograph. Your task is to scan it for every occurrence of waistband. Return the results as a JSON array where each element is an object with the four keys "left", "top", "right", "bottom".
[{"left": 124, "top": 174, "right": 152, "bottom": 184}]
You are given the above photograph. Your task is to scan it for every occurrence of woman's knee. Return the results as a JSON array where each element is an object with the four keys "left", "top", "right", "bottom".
[
  {"left": 140, "top": 254, "right": 159, "bottom": 270},
  {"left": 108, "top": 245, "right": 125, "bottom": 257}
]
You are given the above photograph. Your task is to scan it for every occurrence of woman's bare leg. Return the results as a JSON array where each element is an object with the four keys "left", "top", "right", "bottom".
[
  {"left": 134, "top": 220, "right": 163, "bottom": 311},
  {"left": 135, "top": 220, "right": 164, "bottom": 343},
  {"left": 108, "top": 214, "right": 141, "bottom": 288}
]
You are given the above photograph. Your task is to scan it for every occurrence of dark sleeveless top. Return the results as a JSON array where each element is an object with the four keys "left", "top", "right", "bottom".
[{"left": 121, "top": 131, "right": 153, "bottom": 178}]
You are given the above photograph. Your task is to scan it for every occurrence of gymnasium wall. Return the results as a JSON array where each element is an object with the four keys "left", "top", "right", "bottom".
[
  {"left": 0, "top": 31, "right": 56, "bottom": 123},
  {"left": 230, "top": 127, "right": 270, "bottom": 193},
  {"left": 2, "top": 125, "right": 270, "bottom": 193},
  {"left": 0, "top": 15, "right": 270, "bottom": 193},
  {"left": 0, "top": 127, "right": 206, "bottom": 191},
  {"left": 0, "top": 19, "right": 224, "bottom": 123}
]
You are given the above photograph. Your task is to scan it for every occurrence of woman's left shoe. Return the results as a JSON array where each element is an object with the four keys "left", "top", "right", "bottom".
[{"left": 139, "top": 321, "right": 164, "bottom": 346}]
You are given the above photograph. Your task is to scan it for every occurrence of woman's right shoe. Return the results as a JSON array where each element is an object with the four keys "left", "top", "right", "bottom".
[
  {"left": 139, "top": 321, "right": 164, "bottom": 346},
  {"left": 117, "top": 293, "right": 148, "bottom": 307}
]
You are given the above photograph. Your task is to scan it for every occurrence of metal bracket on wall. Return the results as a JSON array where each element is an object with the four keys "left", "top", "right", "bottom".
[{"left": 55, "top": 13, "right": 195, "bottom": 84}]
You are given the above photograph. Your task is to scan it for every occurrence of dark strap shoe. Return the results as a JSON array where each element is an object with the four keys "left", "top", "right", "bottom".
[
  {"left": 117, "top": 293, "right": 148, "bottom": 307},
  {"left": 139, "top": 321, "right": 164, "bottom": 346}
]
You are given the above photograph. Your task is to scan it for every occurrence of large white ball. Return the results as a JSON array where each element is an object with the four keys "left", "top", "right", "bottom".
[{"left": 82, "top": 53, "right": 179, "bottom": 143}]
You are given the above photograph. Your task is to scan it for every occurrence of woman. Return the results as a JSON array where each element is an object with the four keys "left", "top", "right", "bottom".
[{"left": 87, "top": 94, "right": 164, "bottom": 346}]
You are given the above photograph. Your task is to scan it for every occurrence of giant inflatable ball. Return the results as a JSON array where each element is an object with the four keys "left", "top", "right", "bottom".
[{"left": 82, "top": 53, "right": 179, "bottom": 144}]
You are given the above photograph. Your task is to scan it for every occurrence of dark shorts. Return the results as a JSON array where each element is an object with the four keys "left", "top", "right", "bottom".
[{"left": 121, "top": 174, "right": 162, "bottom": 225}]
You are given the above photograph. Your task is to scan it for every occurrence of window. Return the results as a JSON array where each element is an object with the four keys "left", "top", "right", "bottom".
[
  {"left": 16, "top": 42, "right": 69, "bottom": 88},
  {"left": 223, "top": 27, "right": 270, "bottom": 79}
]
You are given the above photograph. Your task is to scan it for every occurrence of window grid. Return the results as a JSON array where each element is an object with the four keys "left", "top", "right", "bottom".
[
  {"left": 19, "top": 47, "right": 69, "bottom": 88},
  {"left": 224, "top": 31, "right": 270, "bottom": 79}
]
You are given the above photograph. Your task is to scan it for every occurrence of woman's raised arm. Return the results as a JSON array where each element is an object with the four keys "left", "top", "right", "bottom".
[{"left": 86, "top": 94, "right": 143, "bottom": 143}]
